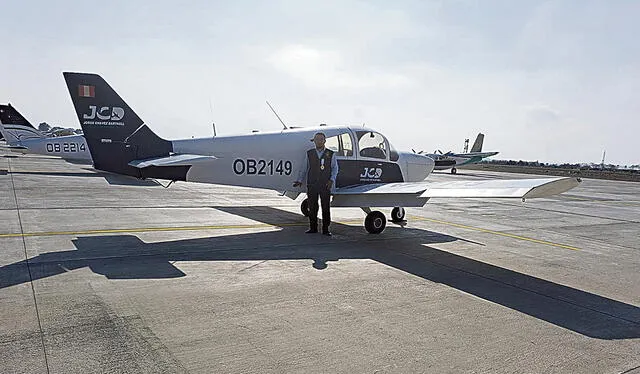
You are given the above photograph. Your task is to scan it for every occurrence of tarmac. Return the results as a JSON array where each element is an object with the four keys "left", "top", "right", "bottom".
[{"left": 0, "top": 152, "right": 638, "bottom": 374}]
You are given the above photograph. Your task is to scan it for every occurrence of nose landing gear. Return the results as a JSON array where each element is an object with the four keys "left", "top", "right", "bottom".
[{"left": 390, "top": 207, "right": 406, "bottom": 223}]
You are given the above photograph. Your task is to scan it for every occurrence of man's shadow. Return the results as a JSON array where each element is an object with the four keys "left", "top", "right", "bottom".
[{"left": 1, "top": 206, "right": 639, "bottom": 340}]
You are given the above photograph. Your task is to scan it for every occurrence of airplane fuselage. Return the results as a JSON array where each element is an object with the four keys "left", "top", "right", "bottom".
[
  {"left": 12, "top": 134, "right": 92, "bottom": 163},
  {"left": 172, "top": 125, "right": 434, "bottom": 192},
  {"left": 430, "top": 151, "right": 499, "bottom": 170}
]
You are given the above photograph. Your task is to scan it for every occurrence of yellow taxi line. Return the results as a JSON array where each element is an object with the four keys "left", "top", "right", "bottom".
[
  {"left": 0, "top": 215, "right": 579, "bottom": 251},
  {"left": 410, "top": 216, "right": 580, "bottom": 251},
  {"left": 0, "top": 220, "right": 364, "bottom": 239},
  {"left": 0, "top": 223, "right": 282, "bottom": 238}
]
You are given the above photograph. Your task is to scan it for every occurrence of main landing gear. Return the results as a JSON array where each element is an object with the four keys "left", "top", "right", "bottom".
[
  {"left": 301, "top": 198, "right": 407, "bottom": 234},
  {"left": 364, "top": 211, "right": 386, "bottom": 234},
  {"left": 300, "top": 198, "right": 310, "bottom": 217},
  {"left": 361, "top": 207, "right": 407, "bottom": 234},
  {"left": 450, "top": 167, "right": 457, "bottom": 174}
]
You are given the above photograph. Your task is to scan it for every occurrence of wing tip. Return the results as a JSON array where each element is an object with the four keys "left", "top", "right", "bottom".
[{"left": 523, "top": 177, "right": 581, "bottom": 199}]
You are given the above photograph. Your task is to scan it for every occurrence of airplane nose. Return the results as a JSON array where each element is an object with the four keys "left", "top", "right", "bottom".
[
  {"left": 424, "top": 154, "right": 435, "bottom": 174},
  {"left": 400, "top": 152, "right": 434, "bottom": 181}
]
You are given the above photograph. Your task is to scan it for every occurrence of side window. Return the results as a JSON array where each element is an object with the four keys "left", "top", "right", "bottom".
[
  {"left": 340, "top": 133, "right": 353, "bottom": 156},
  {"left": 325, "top": 135, "right": 339, "bottom": 152},
  {"left": 357, "top": 131, "right": 387, "bottom": 159}
]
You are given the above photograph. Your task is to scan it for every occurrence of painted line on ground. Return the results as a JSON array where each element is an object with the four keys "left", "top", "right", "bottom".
[
  {"left": 0, "top": 215, "right": 579, "bottom": 251},
  {"left": 410, "top": 215, "right": 580, "bottom": 251},
  {"left": 0, "top": 220, "right": 364, "bottom": 239}
]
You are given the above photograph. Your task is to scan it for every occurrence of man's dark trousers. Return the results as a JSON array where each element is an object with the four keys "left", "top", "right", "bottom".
[{"left": 307, "top": 183, "right": 331, "bottom": 232}]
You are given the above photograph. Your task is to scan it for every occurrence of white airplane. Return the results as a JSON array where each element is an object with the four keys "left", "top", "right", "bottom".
[
  {"left": 427, "top": 133, "right": 499, "bottom": 174},
  {"left": 62, "top": 72, "right": 580, "bottom": 234},
  {"left": 0, "top": 104, "right": 91, "bottom": 163}
]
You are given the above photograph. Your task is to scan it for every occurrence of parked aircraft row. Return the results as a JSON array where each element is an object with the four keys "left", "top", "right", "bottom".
[
  {"left": 0, "top": 104, "right": 91, "bottom": 163},
  {"left": 1, "top": 105, "right": 498, "bottom": 172},
  {"left": 1, "top": 72, "right": 580, "bottom": 233}
]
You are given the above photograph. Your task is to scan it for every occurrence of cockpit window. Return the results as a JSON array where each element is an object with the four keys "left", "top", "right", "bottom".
[
  {"left": 389, "top": 142, "right": 399, "bottom": 161},
  {"left": 323, "top": 132, "right": 354, "bottom": 157},
  {"left": 325, "top": 135, "right": 339, "bottom": 152},
  {"left": 357, "top": 131, "right": 387, "bottom": 159},
  {"left": 340, "top": 132, "right": 353, "bottom": 156}
]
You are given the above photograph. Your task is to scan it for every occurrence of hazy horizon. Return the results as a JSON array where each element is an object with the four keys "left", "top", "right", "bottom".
[{"left": 2, "top": 1, "right": 638, "bottom": 165}]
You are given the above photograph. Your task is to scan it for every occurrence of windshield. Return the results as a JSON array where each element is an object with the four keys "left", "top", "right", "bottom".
[{"left": 356, "top": 131, "right": 387, "bottom": 160}]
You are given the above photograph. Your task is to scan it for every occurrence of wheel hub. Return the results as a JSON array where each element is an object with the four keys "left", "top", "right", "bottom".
[{"left": 374, "top": 218, "right": 382, "bottom": 228}]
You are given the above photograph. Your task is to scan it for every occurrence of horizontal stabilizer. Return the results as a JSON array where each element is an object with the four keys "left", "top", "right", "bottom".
[
  {"left": 421, "top": 177, "right": 581, "bottom": 199},
  {"left": 128, "top": 154, "right": 217, "bottom": 168}
]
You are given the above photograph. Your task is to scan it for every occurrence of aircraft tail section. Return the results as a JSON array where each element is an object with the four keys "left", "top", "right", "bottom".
[
  {"left": 0, "top": 104, "right": 44, "bottom": 144},
  {"left": 470, "top": 133, "right": 484, "bottom": 153},
  {"left": 63, "top": 72, "right": 185, "bottom": 180}
]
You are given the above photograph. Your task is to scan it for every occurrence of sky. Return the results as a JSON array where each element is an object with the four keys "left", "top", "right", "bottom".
[{"left": 1, "top": 0, "right": 638, "bottom": 165}]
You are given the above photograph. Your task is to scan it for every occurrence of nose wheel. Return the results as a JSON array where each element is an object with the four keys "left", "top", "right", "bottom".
[
  {"left": 364, "top": 211, "right": 387, "bottom": 234},
  {"left": 300, "top": 198, "right": 310, "bottom": 217},
  {"left": 390, "top": 207, "right": 406, "bottom": 223},
  {"left": 450, "top": 167, "right": 457, "bottom": 174}
]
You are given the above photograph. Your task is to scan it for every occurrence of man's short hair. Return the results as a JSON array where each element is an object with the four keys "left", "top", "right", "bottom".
[{"left": 310, "top": 132, "right": 326, "bottom": 141}]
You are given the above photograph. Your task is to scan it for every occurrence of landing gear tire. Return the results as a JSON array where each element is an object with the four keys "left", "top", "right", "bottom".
[
  {"left": 390, "top": 207, "right": 406, "bottom": 223},
  {"left": 451, "top": 167, "right": 457, "bottom": 175},
  {"left": 365, "top": 211, "right": 387, "bottom": 234},
  {"left": 301, "top": 198, "right": 310, "bottom": 217}
]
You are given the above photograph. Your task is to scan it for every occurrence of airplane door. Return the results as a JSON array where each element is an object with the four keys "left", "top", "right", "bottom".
[{"left": 336, "top": 130, "right": 404, "bottom": 187}]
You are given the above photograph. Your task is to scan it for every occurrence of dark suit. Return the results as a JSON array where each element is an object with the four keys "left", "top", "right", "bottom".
[{"left": 306, "top": 148, "right": 334, "bottom": 232}]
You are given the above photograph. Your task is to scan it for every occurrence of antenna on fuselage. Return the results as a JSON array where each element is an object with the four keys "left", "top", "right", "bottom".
[
  {"left": 209, "top": 98, "right": 217, "bottom": 137},
  {"left": 266, "top": 101, "right": 288, "bottom": 130}
]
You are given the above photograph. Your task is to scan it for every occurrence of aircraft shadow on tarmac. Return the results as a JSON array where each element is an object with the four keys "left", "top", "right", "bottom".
[
  {"left": 0, "top": 206, "right": 638, "bottom": 340},
  {"left": 8, "top": 170, "right": 161, "bottom": 186}
]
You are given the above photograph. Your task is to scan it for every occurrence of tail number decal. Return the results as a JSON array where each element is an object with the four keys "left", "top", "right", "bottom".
[
  {"left": 46, "top": 143, "right": 87, "bottom": 153},
  {"left": 233, "top": 159, "right": 292, "bottom": 176}
]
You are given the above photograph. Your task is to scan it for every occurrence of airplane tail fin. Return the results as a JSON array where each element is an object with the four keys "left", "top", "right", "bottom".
[
  {"left": 63, "top": 72, "right": 174, "bottom": 177},
  {"left": 0, "top": 104, "right": 44, "bottom": 145},
  {"left": 470, "top": 133, "right": 484, "bottom": 153}
]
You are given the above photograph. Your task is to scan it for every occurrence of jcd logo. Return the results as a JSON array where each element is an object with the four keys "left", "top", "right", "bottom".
[
  {"left": 360, "top": 167, "right": 383, "bottom": 179},
  {"left": 83, "top": 105, "right": 124, "bottom": 121}
]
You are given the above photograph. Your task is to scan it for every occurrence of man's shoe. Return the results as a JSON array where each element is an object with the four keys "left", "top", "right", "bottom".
[
  {"left": 306, "top": 229, "right": 318, "bottom": 234},
  {"left": 322, "top": 231, "right": 332, "bottom": 237}
]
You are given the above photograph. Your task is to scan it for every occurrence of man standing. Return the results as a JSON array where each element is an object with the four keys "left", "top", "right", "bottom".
[{"left": 293, "top": 132, "right": 339, "bottom": 236}]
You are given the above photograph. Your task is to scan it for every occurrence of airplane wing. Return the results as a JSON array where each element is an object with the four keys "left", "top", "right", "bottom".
[
  {"left": 419, "top": 177, "right": 581, "bottom": 199},
  {"left": 331, "top": 177, "right": 581, "bottom": 207},
  {"left": 128, "top": 154, "right": 217, "bottom": 168}
]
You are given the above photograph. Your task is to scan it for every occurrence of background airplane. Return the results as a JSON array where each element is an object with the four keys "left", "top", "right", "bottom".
[
  {"left": 426, "top": 133, "right": 499, "bottom": 174},
  {"left": 0, "top": 103, "right": 91, "bottom": 163},
  {"left": 62, "top": 72, "right": 580, "bottom": 234}
]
